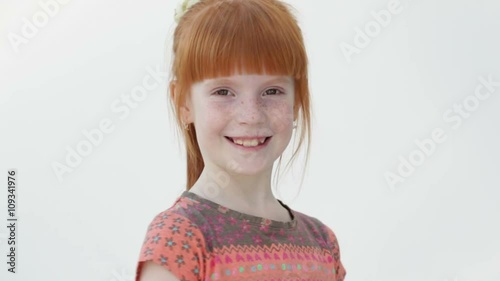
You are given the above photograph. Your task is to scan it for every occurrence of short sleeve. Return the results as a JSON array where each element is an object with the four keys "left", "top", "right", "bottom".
[
  {"left": 324, "top": 225, "right": 347, "bottom": 281},
  {"left": 135, "top": 211, "right": 207, "bottom": 281}
]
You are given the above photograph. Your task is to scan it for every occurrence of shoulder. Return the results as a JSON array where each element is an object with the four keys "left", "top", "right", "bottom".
[
  {"left": 135, "top": 197, "right": 208, "bottom": 281},
  {"left": 294, "top": 210, "right": 340, "bottom": 249},
  {"left": 143, "top": 207, "right": 205, "bottom": 246},
  {"left": 294, "top": 210, "right": 347, "bottom": 280}
]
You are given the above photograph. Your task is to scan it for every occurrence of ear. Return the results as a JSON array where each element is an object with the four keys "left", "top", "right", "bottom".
[
  {"left": 169, "top": 80, "right": 176, "bottom": 102},
  {"left": 170, "top": 80, "right": 194, "bottom": 124}
]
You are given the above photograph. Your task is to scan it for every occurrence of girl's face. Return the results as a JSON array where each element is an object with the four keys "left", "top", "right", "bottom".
[{"left": 183, "top": 73, "right": 295, "bottom": 175}]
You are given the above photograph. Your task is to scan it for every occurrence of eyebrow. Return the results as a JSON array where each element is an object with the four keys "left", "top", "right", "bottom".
[{"left": 204, "top": 76, "right": 292, "bottom": 87}]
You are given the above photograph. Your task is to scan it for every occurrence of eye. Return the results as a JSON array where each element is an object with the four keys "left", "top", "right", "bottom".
[
  {"left": 213, "top": 89, "right": 231, "bottom": 96},
  {"left": 264, "top": 88, "right": 284, "bottom": 96}
]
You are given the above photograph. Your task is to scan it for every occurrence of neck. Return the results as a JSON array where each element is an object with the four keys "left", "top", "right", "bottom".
[{"left": 189, "top": 163, "right": 278, "bottom": 209}]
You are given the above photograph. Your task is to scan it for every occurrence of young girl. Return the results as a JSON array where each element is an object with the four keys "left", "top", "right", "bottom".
[{"left": 135, "top": 0, "right": 346, "bottom": 280}]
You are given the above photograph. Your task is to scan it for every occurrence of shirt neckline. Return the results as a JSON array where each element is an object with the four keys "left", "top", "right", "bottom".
[{"left": 181, "top": 190, "right": 298, "bottom": 229}]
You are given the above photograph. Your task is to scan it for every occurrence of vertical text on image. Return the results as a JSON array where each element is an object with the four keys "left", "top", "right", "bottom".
[{"left": 6, "top": 169, "right": 18, "bottom": 273}]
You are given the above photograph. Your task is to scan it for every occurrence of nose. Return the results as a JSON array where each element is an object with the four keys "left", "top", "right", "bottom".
[{"left": 235, "top": 96, "right": 266, "bottom": 126}]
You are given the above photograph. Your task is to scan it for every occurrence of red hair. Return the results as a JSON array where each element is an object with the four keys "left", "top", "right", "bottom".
[{"left": 168, "top": 0, "right": 312, "bottom": 192}]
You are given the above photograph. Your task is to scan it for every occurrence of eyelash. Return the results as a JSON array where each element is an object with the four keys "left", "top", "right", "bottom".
[{"left": 212, "top": 88, "right": 285, "bottom": 96}]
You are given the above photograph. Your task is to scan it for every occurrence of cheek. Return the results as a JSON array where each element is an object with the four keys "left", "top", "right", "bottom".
[
  {"left": 267, "top": 100, "right": 294, "bottom": 132},
  {"left": 195, "top": 103, "right": 229, "bottom": 133}
]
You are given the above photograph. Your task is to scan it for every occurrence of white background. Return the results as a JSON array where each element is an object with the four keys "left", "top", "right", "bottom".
[{"left": 1, "top": 0, "right": 499, "bottom": 280}]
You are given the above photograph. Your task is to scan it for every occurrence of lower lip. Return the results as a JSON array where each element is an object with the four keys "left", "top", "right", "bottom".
[{"left": 225, "top": 137, "right": 271, "bottom": 151}]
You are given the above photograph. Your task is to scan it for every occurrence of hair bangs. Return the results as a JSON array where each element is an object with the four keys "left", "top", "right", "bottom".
[{"left": 174, "top": 0, "right": 307, "bottom": 84}]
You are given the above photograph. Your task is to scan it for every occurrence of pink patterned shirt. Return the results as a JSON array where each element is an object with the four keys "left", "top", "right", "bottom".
[{"left": 135, "top": 191, "right": 346, "bottom": 281}]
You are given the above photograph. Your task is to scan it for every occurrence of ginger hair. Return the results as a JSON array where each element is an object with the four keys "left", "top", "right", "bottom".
[{"left": 167, "top": 0, "right": 312, "bottom": 192}]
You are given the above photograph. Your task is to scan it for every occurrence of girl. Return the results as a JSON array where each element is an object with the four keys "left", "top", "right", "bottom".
[{"left": 135, "top": 0, "right": 346, "bottom": 280}]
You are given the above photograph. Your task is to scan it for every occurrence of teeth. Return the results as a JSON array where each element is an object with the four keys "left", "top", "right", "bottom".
[{"left": 232, "top": 137, "right": 266, "bottom": 147}]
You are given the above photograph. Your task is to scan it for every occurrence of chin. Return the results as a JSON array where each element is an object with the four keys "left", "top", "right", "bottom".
[{"left": 225, "top": 162, "right": 273, "bottom": 176}]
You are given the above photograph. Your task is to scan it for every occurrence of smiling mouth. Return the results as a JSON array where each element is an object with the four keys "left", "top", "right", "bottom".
[{"left": 224, "top": 136, "right": 271, "bottom": 147}]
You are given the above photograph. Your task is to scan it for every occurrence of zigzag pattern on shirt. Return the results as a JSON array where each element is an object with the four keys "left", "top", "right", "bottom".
[{"left": 211, "top": 244, "right": 335, "bottom": 264}]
